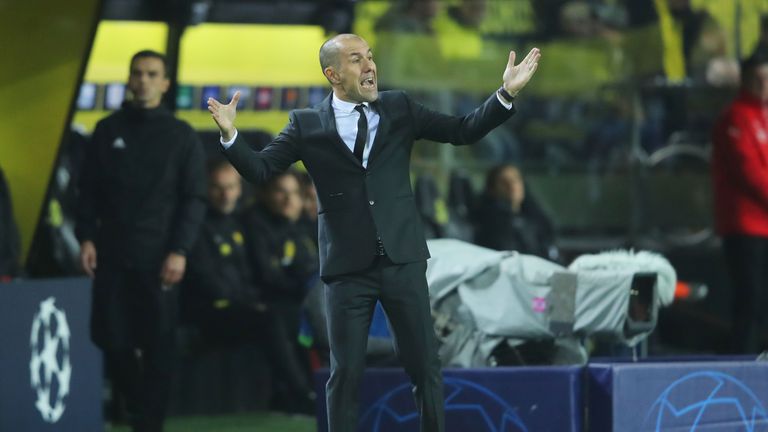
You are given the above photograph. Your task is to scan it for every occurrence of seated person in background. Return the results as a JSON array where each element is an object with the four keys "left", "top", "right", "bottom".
[
  {"left": 243, "top": 170, "right": 319, "bottom": 312},
  {"left": 472, "top": 163, "right": 559, "bottom": 261},
  {"left": 183, "top": 159, "right": 315, "bottom": 412},
  {"left": 241, "top": 170, "right": 319, "bottom": 391}
]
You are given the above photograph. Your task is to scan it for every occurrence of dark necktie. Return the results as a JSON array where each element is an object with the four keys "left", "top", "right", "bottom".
[{"left": 353, "top": 104, "right": 368, "bottom": 163}]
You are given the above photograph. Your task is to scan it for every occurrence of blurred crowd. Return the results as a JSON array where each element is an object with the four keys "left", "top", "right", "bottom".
[{"left": 4, "top": 0, "right": 768, "bottom": 429}]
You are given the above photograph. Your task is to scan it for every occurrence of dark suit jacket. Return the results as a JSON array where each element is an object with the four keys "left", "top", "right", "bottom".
[{"left": 225, "top": 90, "right": 515, "bottom": 277}]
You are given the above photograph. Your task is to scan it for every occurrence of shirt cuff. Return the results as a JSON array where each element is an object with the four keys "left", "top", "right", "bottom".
[
  {"left": 220, "top": 129, "right": 238, "bottom": 149},
  {"left": 496, "top": 92, "right": 514, "bottom": 110}
]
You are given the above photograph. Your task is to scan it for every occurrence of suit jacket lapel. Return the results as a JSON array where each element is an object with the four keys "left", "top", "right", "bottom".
[
  {"left": 367, "top": 99, "right": 389, "bottom": 169},
  {"left": 318, "top": 93, "right": 363, "bottom": 167}
]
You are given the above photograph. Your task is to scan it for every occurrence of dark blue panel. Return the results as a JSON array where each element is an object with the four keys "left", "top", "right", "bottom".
[
  {"left": 315, "top": 366, "right": 582, "bottom": 432},
  {"left": 0, "top": 278, "right": 102, "bottom": 432},
  {"left": 588, "top": 361, "right": 768, "bottom": 431}
]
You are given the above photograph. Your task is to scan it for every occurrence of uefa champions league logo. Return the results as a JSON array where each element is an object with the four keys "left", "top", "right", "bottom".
[
  {"left": 29, "top": 297, "right": 72, "bottom": 423},
  {"left": 643, "top": 371, "right": 768, "bottom": 431},
  {"left": 359, "top": 377, "right": 528, "bottom": 432}
]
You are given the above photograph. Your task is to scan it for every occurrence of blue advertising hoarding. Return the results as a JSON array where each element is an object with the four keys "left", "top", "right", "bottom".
[
  {"left": 0, "top": 278, "right": 102, "bottom": 432},
  {"left": 588, "top": 360, "right": 768, "bottom": 431},
  {"left": 315, "top": 366, "right": 582, "bottom": 432}
]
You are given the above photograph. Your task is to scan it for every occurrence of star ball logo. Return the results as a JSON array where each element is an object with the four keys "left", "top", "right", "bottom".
[
  {"left": 643, "top": 371, "right": 768, "bottom": 431},
  {"left": 29, "top": 297, "right": 72, "bottom": 423},
  {"left": 359, "top": 377, "right": 528, "bottom": 432}
]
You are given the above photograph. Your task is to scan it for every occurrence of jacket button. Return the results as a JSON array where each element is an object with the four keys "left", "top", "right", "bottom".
[{"left": 369, "top": 200, "right": 375, "bottom": 206}]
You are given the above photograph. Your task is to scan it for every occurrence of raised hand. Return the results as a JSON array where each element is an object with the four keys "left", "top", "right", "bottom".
[
  {"left": 208, "top": 91, "right": 241, "bottom": 142},
  {"left": 502, "top": 48, "right": 541, "bottom": 98}
]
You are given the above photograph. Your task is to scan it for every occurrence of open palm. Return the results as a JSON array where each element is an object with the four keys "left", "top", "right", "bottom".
[
  {"left": 208, "top": 91, "right": 241, "bottom": 141},
  {"left": 502, "top": 48, "right": 541, "bottom": 97}
]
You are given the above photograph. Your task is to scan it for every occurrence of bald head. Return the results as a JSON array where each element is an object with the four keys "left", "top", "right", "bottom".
[
  {"left": 318, "top": 33, "right": 378, "bottom": 103},
  {"left": 319, "top": 34, "right": 364, "bottom": 73}
]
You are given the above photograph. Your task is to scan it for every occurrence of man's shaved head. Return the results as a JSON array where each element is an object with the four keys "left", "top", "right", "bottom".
[
  {"left": 319, "top": 33, "right": 378, "bottom": 103},
  {"left": 319, "top": 34, "right": 363, "bottom": 72}
]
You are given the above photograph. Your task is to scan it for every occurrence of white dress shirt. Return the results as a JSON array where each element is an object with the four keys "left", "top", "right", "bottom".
[{"left": 330, "top": 93, "right": 380, "bottom": 168}]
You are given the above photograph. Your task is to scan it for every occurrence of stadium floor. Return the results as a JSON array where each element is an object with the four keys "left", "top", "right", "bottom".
[{"left": 106, "top": 412, "right": 315, "bottom": 432}]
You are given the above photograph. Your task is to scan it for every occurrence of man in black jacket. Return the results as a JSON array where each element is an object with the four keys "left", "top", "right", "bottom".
[
  {"left": 207, "top": 34, "right": 540, "bottom": 432},
  {"left": 184, "top": 159, "right": 315, "bottom": 411},
  {"left": 76, "top": 50, "right": 206, "bottom": 432},
  {"left": 473, "top": 163, "right": 558, "bottom": 261},
  {"left": 241, "top": 170, "right": 319, "bottom": 406},
  {"left": 242, "top": 170, "right": 319, "bottom": 327}
]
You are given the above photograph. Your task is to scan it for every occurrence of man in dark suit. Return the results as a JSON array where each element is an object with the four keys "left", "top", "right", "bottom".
[{"left": 207, "top": 33, "right": 540, "bottom": 432}]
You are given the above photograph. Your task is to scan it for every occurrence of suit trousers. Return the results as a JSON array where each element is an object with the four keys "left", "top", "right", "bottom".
[{"left": 323, "top": 256, "right": 444, "bottom": 432}]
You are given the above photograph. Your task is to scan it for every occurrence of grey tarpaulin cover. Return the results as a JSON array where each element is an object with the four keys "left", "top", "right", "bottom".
[{"left": 426, "top": 239, "right": 676, "bottom": 367}]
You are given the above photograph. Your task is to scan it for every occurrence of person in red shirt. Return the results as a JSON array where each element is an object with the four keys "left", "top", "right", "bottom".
[{"left": 712, "top": 46, "right": 768, "bottom": 353}]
